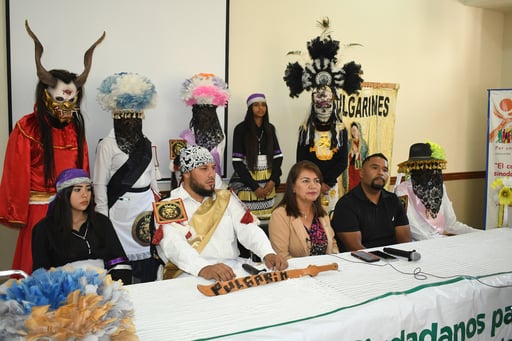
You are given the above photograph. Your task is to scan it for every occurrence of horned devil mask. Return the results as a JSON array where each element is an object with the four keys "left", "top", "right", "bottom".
[{"left": 25, "top": 20, "right": 105, "bottom": 123}]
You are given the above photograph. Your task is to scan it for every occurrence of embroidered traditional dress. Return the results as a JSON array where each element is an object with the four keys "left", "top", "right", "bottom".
[{"left": 232, "top": 122, "right": 282, "bottom": 218}]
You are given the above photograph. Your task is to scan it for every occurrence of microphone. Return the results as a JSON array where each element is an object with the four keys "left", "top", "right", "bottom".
[
  {"left": 242, "top": 263, "right": 265, "bottom": 275},
  {"left": 383, "top": 247, "right": 421, "bottom": 261}
]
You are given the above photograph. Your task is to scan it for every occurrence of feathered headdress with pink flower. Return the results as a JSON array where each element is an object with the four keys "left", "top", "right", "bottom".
[{"left": 181, "top": 73, "right": 230, "bottom": 107}]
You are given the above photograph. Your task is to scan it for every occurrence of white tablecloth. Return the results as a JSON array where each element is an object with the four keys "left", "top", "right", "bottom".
[{"left": 126, "top": 228, "right": 512, "bottom": 340}]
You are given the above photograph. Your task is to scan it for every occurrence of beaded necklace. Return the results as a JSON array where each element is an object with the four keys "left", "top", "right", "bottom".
[{"left": 72, "top": 222, "right": 91, "bottom": 255}]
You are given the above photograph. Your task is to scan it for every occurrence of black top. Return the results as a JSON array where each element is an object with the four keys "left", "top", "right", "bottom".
[
  {"left": 331, "top": 184, "right": 409, "bottom": 248},
  {"left": 32, "top": 212, "right": 132, "bottom": 284},
  {"left": 232, "top": 121, "right": 283, "bottom": 190}
]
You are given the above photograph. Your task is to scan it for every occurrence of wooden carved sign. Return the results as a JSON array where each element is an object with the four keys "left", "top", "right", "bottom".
[{"left": 197, "top": 263, "right": 339, "bottom": 296}]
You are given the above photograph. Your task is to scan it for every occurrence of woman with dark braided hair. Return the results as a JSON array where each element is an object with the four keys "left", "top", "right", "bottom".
[
  {"left": 395, "top": 142, "right": 479, "bottom": 240},
  {"left": 231, "top": 93, "right": 283, "bottom": 218},
  {"left": 0, "top": 21, "right": 104, "bottom": 275}
]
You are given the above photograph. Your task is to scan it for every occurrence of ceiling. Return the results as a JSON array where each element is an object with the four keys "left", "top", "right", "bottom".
[{"left": 459, "top": 0, "right": 512, "bottom": 12}]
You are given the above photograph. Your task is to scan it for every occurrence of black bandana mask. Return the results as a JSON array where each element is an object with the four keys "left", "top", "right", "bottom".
[
  {"left": 410, "top": 169, "right": 443, "bottom": 219},
  {"left": 114, "top": 118, "right": 143, "bottom": 155},
  {"left": 190, "top": 104, "right": 224, "bottom": 152}
]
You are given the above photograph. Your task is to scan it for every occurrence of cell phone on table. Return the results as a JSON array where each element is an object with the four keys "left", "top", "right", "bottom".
[
  {"left": 350, "top": 250, "right": 380, "bottom": 262},
  {"left": 369, "top": 250, "right": 397, "bottom": 260}
]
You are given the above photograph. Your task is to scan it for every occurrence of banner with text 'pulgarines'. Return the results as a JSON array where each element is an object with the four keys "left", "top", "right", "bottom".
[
  {"left": 339, "top": 82, "right": 399, "bottom": 195},
  {"left": 485, "top": 88, "right": 512, "bottom": 229}
]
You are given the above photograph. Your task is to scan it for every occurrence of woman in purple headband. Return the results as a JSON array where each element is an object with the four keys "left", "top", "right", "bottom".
[
  {"left": 230, "top": 93, "right": 283, "bottom": 219},
  {"left": 31, "top": 168, "right": 132, "bottom": 284}
]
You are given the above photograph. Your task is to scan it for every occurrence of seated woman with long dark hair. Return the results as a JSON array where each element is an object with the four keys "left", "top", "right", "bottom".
[
  {"left": 32, "top": 168, "right": 132, "bottom": 284},
  {"left": 269, "top": 160, "right": 339, "bottom": 258}
]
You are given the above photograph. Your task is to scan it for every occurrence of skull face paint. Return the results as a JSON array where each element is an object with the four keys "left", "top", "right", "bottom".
[
  {"left": 312, "top": 86, "right": 334, "bottom": 122},
  {"left": 44, "top": 80, "right": 79, "bottom": 123}
]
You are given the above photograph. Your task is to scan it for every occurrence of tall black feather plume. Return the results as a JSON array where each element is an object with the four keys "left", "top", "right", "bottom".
[
  {"left": 307, "top": 36, "right": 339, "bottom": 63},
  {"left": 342, "top": 61, "right": 364, "bottom": 95},
  {"left": 284, "top": 17, "right": 363, "bottom": 98},
  {"left": 283, "top": 62, "right": 305, "bottom": 98}
]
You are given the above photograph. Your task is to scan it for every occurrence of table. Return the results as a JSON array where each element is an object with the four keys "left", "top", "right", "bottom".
[{"left": 125, "top": 228, "right": 512, "bottom": 340}]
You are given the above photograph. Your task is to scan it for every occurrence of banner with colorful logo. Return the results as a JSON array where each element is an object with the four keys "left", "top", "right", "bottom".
[
  {"left": 339, "top": 82, "right": 399, "bottom": 195},
  {"left": 485, "top": 88, "right": 512, "bottom": 229}
]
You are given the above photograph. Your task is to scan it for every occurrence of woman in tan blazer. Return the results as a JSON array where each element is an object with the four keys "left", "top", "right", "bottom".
[{"left": 269, "top": 161, "right": 339, "bottom": 259}]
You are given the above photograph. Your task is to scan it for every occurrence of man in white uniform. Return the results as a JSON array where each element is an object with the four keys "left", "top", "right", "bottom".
[{"left": 154, "top": 145, "right": 288, "bottom": 281}]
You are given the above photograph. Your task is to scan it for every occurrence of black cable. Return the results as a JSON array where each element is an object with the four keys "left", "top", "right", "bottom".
[{"left": 328, "top": 254, "right": 512, "bottom": 289}]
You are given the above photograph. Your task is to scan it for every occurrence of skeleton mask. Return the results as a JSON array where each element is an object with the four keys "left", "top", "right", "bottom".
[
  {"left": 44, "top": 80, "right": 79, "bottom": 123},
  {"left": 312, "top": 86, "right": 334, "bottom": 122}
]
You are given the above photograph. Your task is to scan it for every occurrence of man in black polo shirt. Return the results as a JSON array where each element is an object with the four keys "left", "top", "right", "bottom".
[{"left": 331, "top": 153, "right": 411, "bottom": 251}]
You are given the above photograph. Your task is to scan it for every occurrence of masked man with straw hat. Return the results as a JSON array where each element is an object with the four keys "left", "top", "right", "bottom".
[{"left": 395, "top": 141, "right": 480, "bottom": 240}]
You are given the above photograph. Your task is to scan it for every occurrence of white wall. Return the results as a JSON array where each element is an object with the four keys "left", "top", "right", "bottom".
[{"left": 504, "top": 11, "right": 512, "bottom": 85}]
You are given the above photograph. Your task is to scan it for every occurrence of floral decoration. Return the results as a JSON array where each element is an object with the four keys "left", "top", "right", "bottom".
[
  {"left": 491, "top": 177, "right": 512, "bottom": 227},
  {"left": 0, "top": 267, "right": 137, "bottom": 340},
  {"left": 97, "top": 72, "right": 157, "bottom": 113},
  {"left": 181, "top": 73, "right": 229, "bottom": 107},
  {"left": 491, "top": 177, "right": 512, "bottom": 206},
  {"left": 426, "top": 140, "right": 446, "bottom": 160}
]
